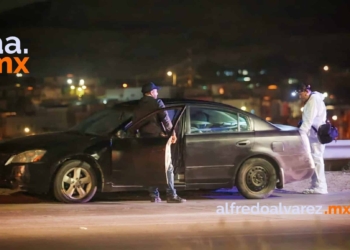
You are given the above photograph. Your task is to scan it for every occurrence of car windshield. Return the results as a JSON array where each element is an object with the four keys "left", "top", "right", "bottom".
[{"left": 69, "top": 108, "right": 132, "bottom": 136}]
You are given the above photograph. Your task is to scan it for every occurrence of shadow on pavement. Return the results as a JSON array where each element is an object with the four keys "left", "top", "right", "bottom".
[
  {"left": 0, "top": 192, "right": 49, "bottom": 204},
  {"left": 0, "top": 188, "right": 290, "bottom": 204},
  {"left": 92, "top": 190, "right": 246, "bottom": 202},
  {"left": 274, "top": 189, "right": 302, "bottom": 195}
]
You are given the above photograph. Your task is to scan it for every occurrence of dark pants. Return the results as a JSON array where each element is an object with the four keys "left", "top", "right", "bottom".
[
  {"left": 149, "top": 141, "right": 177, "bottom": 198},
  {"left": 149, "top": 165, "right": 176, "bottom": 197}
]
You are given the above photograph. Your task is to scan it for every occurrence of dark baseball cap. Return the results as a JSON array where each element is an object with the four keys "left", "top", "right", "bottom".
[
  {"left": 295, "top": 83, "right": 311, "bottom": 93},
  {"left": 141, "top": 82, "right": 160, "bottom": 93}
]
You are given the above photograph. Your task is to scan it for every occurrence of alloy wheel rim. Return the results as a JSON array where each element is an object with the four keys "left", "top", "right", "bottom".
[{"left": 61, "top": 166, "right": 92, "bottom": 200}]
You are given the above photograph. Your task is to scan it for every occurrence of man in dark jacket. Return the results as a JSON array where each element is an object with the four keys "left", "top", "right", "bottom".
[{"left": 132, "top": 82, "right": 186, "bottom": 203}]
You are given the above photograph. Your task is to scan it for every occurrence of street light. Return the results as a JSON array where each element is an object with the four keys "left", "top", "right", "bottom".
[
  {"left": 320, "top": 66, "right": 329, "bottom": 89},
  {"left": 167, "top": 71, "right": 177, "bottom": 86}
]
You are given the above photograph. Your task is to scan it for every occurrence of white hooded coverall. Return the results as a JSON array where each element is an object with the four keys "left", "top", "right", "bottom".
[{"left": 299, "top": 91, "right": 328, "bottom": 193}]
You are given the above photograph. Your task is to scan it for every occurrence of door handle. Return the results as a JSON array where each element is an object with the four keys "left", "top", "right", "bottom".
[{"left": 236, "top": 140, "right": 250, "bottom": 146}]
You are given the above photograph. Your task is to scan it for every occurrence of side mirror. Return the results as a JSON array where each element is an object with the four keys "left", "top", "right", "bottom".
[{"left": 116, "top": 130, "right": 126, "bottom": 139}]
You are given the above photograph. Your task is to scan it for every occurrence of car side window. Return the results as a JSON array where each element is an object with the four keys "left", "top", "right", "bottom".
[
  {"left": 238, "top": 114, "right": 250, "bottom": 132},
  {"left": 189, "top": 107, "right": 251, "bottom": 134},
  {"left": 125, "top": 107, "right": 183, "bottom": 138},
  {"left": 71, "top": 109, "right": 132, "bottom": 136}
]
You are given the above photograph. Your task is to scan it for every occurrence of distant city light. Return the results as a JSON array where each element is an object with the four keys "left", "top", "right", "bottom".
[
  {"left": 103, "top": 100, "right": 107, "bottom": 104},
  {"left": 266, "top": 117, "right": 272, "bottom": 121},
  {"left": 288, "top": 78, "right": 298, "bottom": 84},
  {"left": 16, "top": 73, "right": 22, "bottom": 77},
  {"left": 268, "top": 85, "right": 278, "bottom": 90},
  {"left": 291, "top": 92, "right": 297, "bottom": 97},
  {"left": 167, "top": 71, "right": 173, "bottom": 76},
  {"left": 123, "top": 83, "right": 128, "bottom": 88},
  {"left": 224, "top": 71, "right": 234, "bottom": 76},
  {"left": 77, "top": 87, "right": 82, "bottom": 91},
  {"left": 70, "top": 86, "right": 75, "bottom": 90},
  {"left": 323, "top": 92, "right": 328, "bottom": 98},
  {"left": 332, "top": 115, "right": 338, "bottom": 121},
  {"left": 79, "top": 79, "right": 85, "bottom": 85},
  {"left": 250, "top": 109, "right": 255, "bottom": 114},
  {"left": 241, "top": 106, "right": 247, "bottom": 111},
  {"left": 67, "top": 79, "right": 73, "bottom": 84},
  {"left": 82, "top": 85, "right": 87, "bottom": 90},
  {"left": 219, "top": 87, "right": 224, "bottom": 95},
  {"left": 27, "top": 86, "right": 33, "bottom": 91},
  {"left": 242, "top": 70, "right": 248, "bottom": 75},
  {"left": 323, "top": 65, "right": 329, "bottom": 71},
  {"left": 243, "top": 77, "right": 251, "bottom": 82},
  {"left": 15, "top": 83, "right": 20, "bottom": 87},
  {"left": 24, "top": 127, "right": 30, "bottom": 133}
]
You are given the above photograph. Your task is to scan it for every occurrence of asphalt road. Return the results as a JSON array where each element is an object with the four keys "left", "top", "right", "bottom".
[{"left": 1, "top": 189, "right": 350, "bottom": 250}]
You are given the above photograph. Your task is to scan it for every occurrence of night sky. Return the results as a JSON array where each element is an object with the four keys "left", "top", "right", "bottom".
[
  {"left": 1, "top": 0, "right": 350, "bottom": 81},
  {"left": 0, "top": 0, "right": 47, "bottom": 12}
]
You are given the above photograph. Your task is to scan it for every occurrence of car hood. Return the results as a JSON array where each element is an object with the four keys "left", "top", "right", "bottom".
[{"left": 0, "top": 131, "right": 98, "bottom": 154}]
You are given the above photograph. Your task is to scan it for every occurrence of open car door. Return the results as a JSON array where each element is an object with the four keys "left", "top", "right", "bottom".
[{"left": 112, "top": 105, "right": 186, "bottom": 187}]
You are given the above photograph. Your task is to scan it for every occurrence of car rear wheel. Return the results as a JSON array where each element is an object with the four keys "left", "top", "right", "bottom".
[
  {"left": 236, "top": 158, "right": 277, "bottom": 199},
  {"left": 53, "top": 160, "right": 97, "bottom": 203}
]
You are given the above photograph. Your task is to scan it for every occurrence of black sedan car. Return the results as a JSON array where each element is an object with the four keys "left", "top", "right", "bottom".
[{"left": 0, "top": 99, "right": 314, "bottom": 203}]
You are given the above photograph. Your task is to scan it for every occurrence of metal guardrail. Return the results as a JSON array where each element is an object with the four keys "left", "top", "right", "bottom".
[{"left": 324, "top": 140, "right": 350, "bottom": 160}]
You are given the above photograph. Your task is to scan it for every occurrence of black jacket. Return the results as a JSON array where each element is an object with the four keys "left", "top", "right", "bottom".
[{"left": 132, "top": 96, "right": 173, "bottom": 136}]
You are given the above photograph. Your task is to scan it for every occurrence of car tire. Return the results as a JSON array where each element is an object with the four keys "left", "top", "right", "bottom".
[
  {"left": 53, "top": 160, "right": 97, "bottom": 203},
  {"left": 236, "top": 158, "right": 277, "bottom": 199}
]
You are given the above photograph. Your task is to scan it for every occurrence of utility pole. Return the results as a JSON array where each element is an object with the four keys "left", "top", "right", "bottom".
[
  {"left": 135, "top": 75, "right": 139, "bottom": 87},
  {"left": 187, "top": 48, "right": 193, "bottom": 87}
]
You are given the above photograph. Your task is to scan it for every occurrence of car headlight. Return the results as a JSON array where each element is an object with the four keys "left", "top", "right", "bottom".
[{"left": 5, "top": 150, "right": 46, "bottom": 165}]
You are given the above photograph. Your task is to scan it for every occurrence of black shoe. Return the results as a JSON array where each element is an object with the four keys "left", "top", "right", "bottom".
[
  {"left": 167, "top": 195, "right": 186, "bottom": 203},
  {"left": 150, "top": 197, "right": 162, "bottom": 203}
]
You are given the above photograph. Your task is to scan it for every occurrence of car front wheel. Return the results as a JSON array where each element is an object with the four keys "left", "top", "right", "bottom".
[
  {"left": 236, "top": 158, "right": 277, "bottom": 199},
  {"left": 53, "top": 160, "right": 97, "bottom": 203}
]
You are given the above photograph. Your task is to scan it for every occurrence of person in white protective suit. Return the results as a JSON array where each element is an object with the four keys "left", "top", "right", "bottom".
[{"left": 296, "top": 83, "right": 328, "bottom": 194}]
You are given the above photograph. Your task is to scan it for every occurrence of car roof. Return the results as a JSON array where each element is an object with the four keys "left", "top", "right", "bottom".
[
  {"left": 113, "top": 98, "right": 235, "bottom": 109},
  {"left": 112, "top": 98, "right": 279, "bottom": 131}
]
